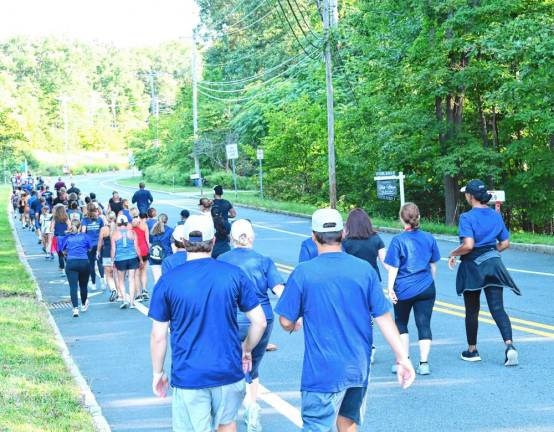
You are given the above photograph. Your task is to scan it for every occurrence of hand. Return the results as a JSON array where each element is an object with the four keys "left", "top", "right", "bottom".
[
  {"left": 293, "top": 318, "right": 303, "bottom": 332},
  {"left": 139, "top": 260, "right": 145, "bottom": 269},
  {"left": 388, "top": 289, "right": 398, "bottom": 305},
  {"left": 242, "top": 351, "right": 252, "bottom": 374},
  {"left": 396, "top": 358, "right": 415, "bottom": 389},
  {"left": 152, "top": 372, "right": 169, "bottom": 398},
  {"left": 448, "top": 256, "right": 458, "bottom": 270}
]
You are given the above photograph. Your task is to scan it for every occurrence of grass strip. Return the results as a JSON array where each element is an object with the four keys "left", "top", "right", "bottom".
[{"left": 0, "top": 185, "right": 95, "bottom": 432}]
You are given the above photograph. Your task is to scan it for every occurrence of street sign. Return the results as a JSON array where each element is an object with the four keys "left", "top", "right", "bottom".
[
  {"left": 256, "top": 148, "right": 264, "bottom": 160},
  {"left": 226, "top": 143, "right": 239, "bottom": 160},
  {"left": 374, "top": 171, "right": 406, "bottom": 206},
  {"left": 190, "top": 173, "right": 200, "bottom": 180},
  {"left": 488, "top": 190, "right": 506, "bottom": 203}
]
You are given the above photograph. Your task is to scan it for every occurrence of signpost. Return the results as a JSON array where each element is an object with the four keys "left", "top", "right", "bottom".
[
  {"left": 257, "top": 148, "right": 264, "bottom": 199},
  {"left": 226, "top": 144, "right": 239, "bottom": 199},
  {"left": 488, "top": 190, "right": 506, "bottom": 213},
  {"left": 374, "top": 171, "right": 405, "bottom": 207}
]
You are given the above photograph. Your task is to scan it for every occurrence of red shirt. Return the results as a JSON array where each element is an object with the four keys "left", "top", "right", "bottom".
[{"left": 133, "top": 226, "right": 149, "bottom": 256}]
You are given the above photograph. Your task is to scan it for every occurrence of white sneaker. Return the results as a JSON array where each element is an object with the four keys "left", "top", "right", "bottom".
[
  {"left": 81, "top": 299, "right": 89, "bottom": 313},
  {"left": 72, "top": 308, "right": 79, "bottom": 318}
]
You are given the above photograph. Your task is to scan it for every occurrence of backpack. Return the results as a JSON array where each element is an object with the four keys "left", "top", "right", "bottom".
[{"left": 149, "top": 238, "right": 165, "bottom": 263}]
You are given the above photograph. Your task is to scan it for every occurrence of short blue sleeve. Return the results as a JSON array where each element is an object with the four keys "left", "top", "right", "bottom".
[
  {"left": 265, "top": 258, "right": 284, "bottom": 292},
  {"left": 430, "top": 237, "right": 441, "bottom": 263},
  {"left": 275, "top": 269, "right": 303, "bottom": 322},
  {"left": 237, "top": 270, "right": 260, "bottom": 313},
  {"left": 298, "top": 238, "right": 317, "bottom": 263},
  {"left": 148, "top": 277, "right": 170, "bottom": 322},
  {"left": 458, "top": 213, "right": 474, "bottom": 239},
  {"left": 384, "top": 237, "right": 401, "bottom": 268},
  {"left": 368, "top": 271, "right": 390, "bottom": 318}
]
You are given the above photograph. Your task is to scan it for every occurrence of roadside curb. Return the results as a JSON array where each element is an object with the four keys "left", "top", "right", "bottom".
[
  {"left": 234, "top": 203, "right": 554, "bottom": 255},
  {"left": 7, "top": 203, "right": 111, "bottom": 432}
]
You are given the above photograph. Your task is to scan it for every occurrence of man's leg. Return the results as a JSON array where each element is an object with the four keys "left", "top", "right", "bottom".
[
  {"left": 172, "top": 387, "right": 212, "bottom": 432},
  {"left": 215, "top": 380, "right": 246, "bottom": 432},
  {"left": 337, "top": 387, "right": 368, "bottom": 432},
  {"left": 301, "top": 390, "right": 346, "bottom": 432}
]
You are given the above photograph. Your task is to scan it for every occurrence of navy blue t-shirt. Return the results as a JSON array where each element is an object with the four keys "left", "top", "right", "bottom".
[
  {"left": 150, "top": 228, "right": 174, "bottom": 258},
  {"left": 59, "top": 233, "right": 91, "bottom": 260},
  {"left": 132, "top": 189, "right": 153, "bottom": 214},
  {"left": 298, "top": 237, "right": 318, "bottom": 262},
  {"left": 275, "top": 252, "right": 390, "bottom": 393},
  {"left": 459, "top": 207, "right": 509, "bottom": 248},
  {"left": 81, "top": 217, "right": 104, "bottom": 245},
  {"left": 148, "top": 258, "right": 259, "bottom": 389},
  {"left": 384, "top": 230, "right": 441, "bottom": 300},
  {"left": 218, "top": 248, "right": 284, "bottom": 322},
  {"left": 161, "top": 251, "right": 187, "bottom": 274}
]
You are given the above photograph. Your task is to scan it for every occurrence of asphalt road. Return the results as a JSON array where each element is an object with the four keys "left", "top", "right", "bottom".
[{"left": 14, "top": 172, "right": 554, "bottom": 432}]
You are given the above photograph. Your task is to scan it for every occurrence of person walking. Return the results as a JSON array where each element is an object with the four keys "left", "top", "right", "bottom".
[
  {"left": 131, "top": 208, "right": 150, "bottom": 301},
  {"left": 146, "top": 207, "right": 158, "bottom": 231},
  {"left": 176, "top": 209, "right": 190, "bottom": 226},
  {"left": 211, "top": 211, "right": 231, "bottom": 259},
  {"left": 212, "top": 185, "right": 237, "bottom": 221},
  {"left": 39, "top": 206, "right": 53, "bottom": 259},
  {"left": 198, "top": 198, "right": 213, "bottom": 216},
  {"left": 132, "top": 182, "right": 154, "bottom": 215},
  {"left": 161, "top": 225, "right": 188, "bottom": 275},
  {"left": 149, "top": 215, "right": 267, "bottom": 432},
  {"left": 384, "top": 203, "right": 441, "bottom": 376},
  {"left": 81, "top": 203, "right": 104, "bottom": 290},
  {"left": 51, "top": 204, "right": 69, "bottom": 271},
  {"left": 218, "top": 219, "right": 285, "bottom": 432},
  {"left": 149, "top": 213, "right": 173, "bottom": 284},
  {"left": 111, "top": 215, "right": 143, "bottom": 309},
  {"left": 275, "top": 209, "right": 415, "bottom": 432},
  {"left": 108, "top": 191, "right": 124, "bottom": 217},
  {"left": 448, "top": 179, "right": 521, "bottom": 366},
  {"left": 298, "top": 237, "right": 318, "bottom": 262},
  {"left": 97, "top": 212, "right": 118, "bottom": 302},
  {"left": 58, "top": 219, "right": 91, "bottom": 318}
]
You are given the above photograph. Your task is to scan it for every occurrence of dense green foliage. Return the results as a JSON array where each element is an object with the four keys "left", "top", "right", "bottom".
[
  {"left": 129, "top": 0, "right": 553, "bottom": 233},
  {"left": 0, "top": 37, "right": 191, "bottom": 172}
]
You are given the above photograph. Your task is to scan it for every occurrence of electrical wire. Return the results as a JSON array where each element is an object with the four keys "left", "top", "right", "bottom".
[
  {"left": 284, "top": 0, "right": 321, "bottom": 50},
  {"left": 275, "top": 0, "right": 319, "bottom": 60}
]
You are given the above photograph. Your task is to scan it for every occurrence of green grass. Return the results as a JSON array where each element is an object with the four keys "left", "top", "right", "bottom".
[
  {"left": 0, "top": 186, "right": 95, "bottom": 432},
  {"left": 119, "top": 177, "right": 554, "bottom": 246},
  {"left": 117, "top": 176, "right": 200, "bottom": 193}
]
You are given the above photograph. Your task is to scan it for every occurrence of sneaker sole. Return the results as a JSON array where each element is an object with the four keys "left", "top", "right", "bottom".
[
  {"left": 505, "top": 350, "right": 519, "bottom": 366},
  {"left": 461, "top": 355, "right": 481, "bottom": 362}
]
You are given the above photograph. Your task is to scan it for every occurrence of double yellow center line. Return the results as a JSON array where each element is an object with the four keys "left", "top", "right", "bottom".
[{"left": 275, "top": 263, "right": 554, "bottom": 339}]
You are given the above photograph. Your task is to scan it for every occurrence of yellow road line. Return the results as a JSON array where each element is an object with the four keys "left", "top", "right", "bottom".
[{"left": 275, "top": 263, "right": 554, "bottom": 339}]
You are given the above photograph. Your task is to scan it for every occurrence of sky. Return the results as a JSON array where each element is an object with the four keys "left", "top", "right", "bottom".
[{"left": 0, "top": 0, "right": 199, "bottom": 47}]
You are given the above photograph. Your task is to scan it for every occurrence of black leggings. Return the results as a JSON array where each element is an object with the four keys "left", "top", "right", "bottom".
[
  {"left": 463, "top": 286, "right": 512, "bottom": 346},
  {"left": 393, "top": 282, "right": 436, "bottom": 340},
  {"left": 66, "top": 259, "right": 90, "bottom": 308},
  {"left": 87, "top": 247, "right": 98, "bottom": 284}
]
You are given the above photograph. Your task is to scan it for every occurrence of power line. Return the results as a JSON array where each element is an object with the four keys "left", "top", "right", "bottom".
[
  {"left": 284, "top": 0, "right": 321, "bottom": 50},
  {"left": 275, "top": 0, "right": 319, "bottom": 60}
]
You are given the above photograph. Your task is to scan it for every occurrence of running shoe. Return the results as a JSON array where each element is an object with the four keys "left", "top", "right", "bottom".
[
  {"left": 81, "top": 299, "right": 89, "bottom": 313},
  {"left": 391, "top": 364, "right": 397, "bottom": 374},
  {"left": 120, "top": 301, "right": 129, "bottom": 309},
  {"left": 504, "top": 345, "right": 519, "bottom": 366},
  {"left": 135, "top": 295, "right": 143, "bottom": 303},
  {"left": 130, "top": 304, "right": 136, "bottom": 309},
  {"left": 142, "top": 290, "right": 149, "bottom": 300},
  {"left": 89, "top": 283, "right": 96, "bottom": 291},
  {"left": 72, "top": 308, "right": 79, "bottom": 318},
  {"left": 245, "top": 403, "right": 262, "bottom": 432},
  {"left": 461, "top": 350, "right": 481, "bottom": 362},
  {"left": 266, "top": 344, "right": 278, "bottom": 352},
  {"left": 371, "top": 345, "right": 377, "bottom": 365},
  {"left": 109, "top": 290, "right": 117, "bottom": 302},
  {"left": 417, "top": 362, "right": 431, "bottom": 375}
]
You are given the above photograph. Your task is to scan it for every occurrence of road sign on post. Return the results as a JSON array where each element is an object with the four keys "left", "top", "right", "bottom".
[
  {"left": 226, "top": 144, "right": 239, "bottom": 198},
  {"left": 488, "top": 190, "right": 505, "bottom": 213},
  {"left": 374, "top": 171, "right": 406, "bottom": 207},
  {"left": 257, "top": 148, "right": 264, "bottom": 199}
]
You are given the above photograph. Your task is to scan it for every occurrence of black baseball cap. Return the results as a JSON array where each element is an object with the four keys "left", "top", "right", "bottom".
[{"left": 461, "top": 179, "right": 492, "bottom": 202}]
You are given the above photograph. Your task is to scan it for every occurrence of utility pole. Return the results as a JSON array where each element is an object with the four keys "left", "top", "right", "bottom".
[
  {"left": 149, "top": 71, "right": 160, "bottom": 146},
  {"left": 110, "top": 92, "right": 117, "bottom": 128},
  {"left": 322, "top": 0, "right": 338, "bottom": 208},
  {"left": 57, "top": 95, "right": 70, "bottom": 169},
  {"left": 191, "top": 31, "right": 201, "bottom": 179}
]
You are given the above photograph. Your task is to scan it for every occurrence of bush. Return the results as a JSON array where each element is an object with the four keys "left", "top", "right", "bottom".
[
  {"left": 35, "top": 162, "right": 121, "bottom": 176},
  {"left": 143, "top": 164, "right": 191, "bottom": 186},
  {"left": 205, "top": 171, "right": 256, "bottom": 190}
]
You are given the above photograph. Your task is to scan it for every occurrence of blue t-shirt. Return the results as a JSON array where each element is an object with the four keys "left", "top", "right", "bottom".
[
  {"left": 59, "top": 233, "right": 91, "bottom": 260},
  {"left": 384, "top": 230, "right": 441, "bottom": 300},
  {"left": 459, "top": 207, "right": 509, "bottom": 248},
  {"left": 298, "top": 237, "right": 318, "bottom": 262},
  {"left": 132, "top": 189, "right": 153, "bottom": 214},
  {"left": 275, "top": 252, "right": 390, "bottom": 393},
  {"left": 161, "top": 251, "right": 188, "bottom": 274},
  {"left": 150, "top": 227, "right": 174, "bottom": 257},
  {"left": 81, "top": 217, "right": 104, "bottom": 245},
  {"left": 148, "top": 258, "right": 259, "bottom": 389},
  {"left": 218, "top": 248, "right": 284, "bottom": 322}
]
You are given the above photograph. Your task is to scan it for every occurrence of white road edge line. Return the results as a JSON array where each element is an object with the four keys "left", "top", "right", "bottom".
[
  {"left": 134, "top": 299, "right": 303, "bottom": 428},
  {"left": 8, "top": 204, "right": 111, "bottom": 432}
]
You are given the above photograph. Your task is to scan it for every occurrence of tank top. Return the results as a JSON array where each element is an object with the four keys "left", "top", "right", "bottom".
[
  {"left": 101, "top": 234, "right": 111, "bottom": 258},
  {"left": 114, "top": 229, "right": 137, "bottom": 262},
  {"left": 133, "top": 226, "right": 148, "bottom": 256},
  {"left": 54, "top": 221, "right": 68, "bottom": 236}
]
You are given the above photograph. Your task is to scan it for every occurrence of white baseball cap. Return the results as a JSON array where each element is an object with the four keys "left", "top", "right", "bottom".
[
  {"left": 231, "top": 219, "right": 255, "bottom": 242},
  {"left": 183, "top": 215, "right": 215, "bottom": 242},
  {"left": 116, "top": 214, "right": 128, "bottom": 225},
  {"left": 172, "top": 224, "right": 187, "bottom": 241},
  {"left": 311, "top": 208, "right": 344, "bottom": 233}
]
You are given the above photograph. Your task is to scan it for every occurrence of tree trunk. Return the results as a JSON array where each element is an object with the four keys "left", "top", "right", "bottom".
[{"left": 444, "top": 175, "right": 459, "bottom": 225}]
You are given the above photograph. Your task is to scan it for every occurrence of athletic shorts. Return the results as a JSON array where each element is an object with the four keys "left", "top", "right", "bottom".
[
  {"left": 102, "top": 257, "right": 113, "bottom": 267},
  {"left": 238, "top": 319, "right": 273, "bottom": 381},
  {"left": 114, "top": 258, "right": 139, "bottom": 271},
  {"left": 172, "top": 380, "right": 245, "bottom": 432},
  {"left": 301, "top": 386, "right": 368, "bottom": 431},
  {"left": 141, "top": 255, "right": 149, "bottom": 262}
]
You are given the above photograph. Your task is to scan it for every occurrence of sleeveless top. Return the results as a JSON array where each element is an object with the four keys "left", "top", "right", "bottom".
[
  {"left": 133, "top": 226, "right": 149, "bottom": 256},
  {"left": 114, "top": 229, "right": 137, "bottom": 262}
]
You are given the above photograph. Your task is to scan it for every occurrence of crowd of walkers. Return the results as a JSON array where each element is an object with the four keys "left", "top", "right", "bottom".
[{"left": 10, "top": 172, "right": 521, "bottom": 432}]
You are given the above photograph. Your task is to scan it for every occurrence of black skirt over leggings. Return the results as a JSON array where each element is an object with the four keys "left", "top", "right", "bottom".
[{"left": 393, "top": 282, "right": 436, "bottom": 340}]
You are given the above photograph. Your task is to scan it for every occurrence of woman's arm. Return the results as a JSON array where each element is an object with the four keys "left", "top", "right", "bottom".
[
  {"left": 448, "top": 237, "right": 474, "bottom": 269},
  {"left": 387, "top": 266, "right": 399, "bottom": 304},
  {"left": 110, "top": 235, "right": 116, "bottom": 262},
  {"left": 378, "top": 248, "right": 389, "bottom": 271},
  {"left": 272, "top": 284, "right": 285, "bottom": 298},
  {"left": 497, "top": 239, "right": 510, "bottom": 252},
  {"left": 133, "top": 232, "right": 144, "bottom": 266},
  {"left": 430, "top": 262, "right": 437, "bottom": 279}
]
